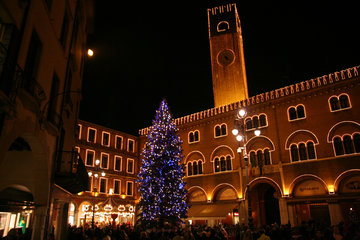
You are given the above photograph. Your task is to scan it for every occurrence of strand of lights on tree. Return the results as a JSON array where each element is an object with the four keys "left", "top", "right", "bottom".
[{"left": 137, "top": 100, "right": 189, "bottom": 224}]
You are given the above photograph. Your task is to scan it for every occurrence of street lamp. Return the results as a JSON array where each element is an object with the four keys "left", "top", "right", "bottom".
[
  {"left": 88, "top": 159, "right": 105, "bottom": 229},
  {"left": 232, "top": 108, "right": 260, "bottom": 230}
]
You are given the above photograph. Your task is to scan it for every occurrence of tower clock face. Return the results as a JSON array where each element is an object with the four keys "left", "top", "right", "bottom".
[{"left": 217, "top": 49, "right": 235, "bottom": 66}]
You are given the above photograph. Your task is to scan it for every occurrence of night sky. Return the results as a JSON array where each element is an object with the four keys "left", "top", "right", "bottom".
[{"left": 79, "top": 2, "right": 360, "bottom": 135}]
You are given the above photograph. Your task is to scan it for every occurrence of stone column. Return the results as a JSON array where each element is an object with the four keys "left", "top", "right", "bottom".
[
  {"left": 328, "top": 201, "right": 344, "bottom": 226},
  {"left": 31, "top": 205, "right": 48, "bottom": 240},
  {"left": 287, "top": 204, "right": 295, "bottom": 226},
  {"left": 55, "top": 202, "right": 69, "bottom": 240},
  {"left": 278, "top": 198, "right": 289, "bottom": 225}
]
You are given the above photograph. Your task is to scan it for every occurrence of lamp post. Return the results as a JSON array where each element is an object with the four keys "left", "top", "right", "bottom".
[
  {"left": 232, "top": 109, "right": 260, "bottom": 230},
  {"left": 88, "top": 159, "right": 105, "bottom": 229}
]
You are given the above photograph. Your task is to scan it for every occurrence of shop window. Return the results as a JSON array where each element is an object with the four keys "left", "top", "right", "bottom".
[{"left": 329, "top": 94, "right": 351, "bottom": 112}]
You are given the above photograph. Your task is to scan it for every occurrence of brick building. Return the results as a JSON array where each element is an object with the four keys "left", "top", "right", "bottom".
[
  {"left": 139, "top": 3, "right": 360, "bottom": 227},
  {"left": 70, "top": 120, "right": 139, "bottom": 227}
]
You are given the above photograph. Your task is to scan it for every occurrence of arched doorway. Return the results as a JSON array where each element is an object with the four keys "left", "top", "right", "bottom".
[{"left": 251, "top": 183, "right": 280, "bottom": 226}]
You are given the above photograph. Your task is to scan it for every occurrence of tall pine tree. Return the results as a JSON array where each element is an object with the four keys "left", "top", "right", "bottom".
[{"left": 137, "top": 100, "right": 188, "bottom": 225}]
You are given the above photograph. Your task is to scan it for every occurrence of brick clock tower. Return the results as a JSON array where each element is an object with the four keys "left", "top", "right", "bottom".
[{"left": 208, "top": 3, "right": 248, "bottom": 107}]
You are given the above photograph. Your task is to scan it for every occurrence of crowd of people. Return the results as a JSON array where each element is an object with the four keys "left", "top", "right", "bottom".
[
  {"left": 66, "top": 220, "right": 360, "bottom": 240},
  {"left": 1, "top": 220, "right": 359, "bottom": 239}
]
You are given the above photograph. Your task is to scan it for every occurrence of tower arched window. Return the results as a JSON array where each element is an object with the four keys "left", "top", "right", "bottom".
[
  {"left": 194, "top": 131, "right": 199, "bottom": 142},
  {"left": 343, "top": 135, "right": 354, "bottom": 154},
  {"left": 290, "top": 145, "right": 299, "bottom": 162},
  {"left": 333, "top": 137, "right": 344, "bottom": 156},
  {"left": 189, "top": 133, "right": 194, "bottom": 143},
  {"left": 188, "top": 162, "right": 193, "bottom": 176}
]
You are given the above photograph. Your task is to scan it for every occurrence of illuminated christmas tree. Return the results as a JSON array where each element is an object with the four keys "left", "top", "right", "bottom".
[{"left": 137, "top": 100, "right": 188, "bottom": 225}]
